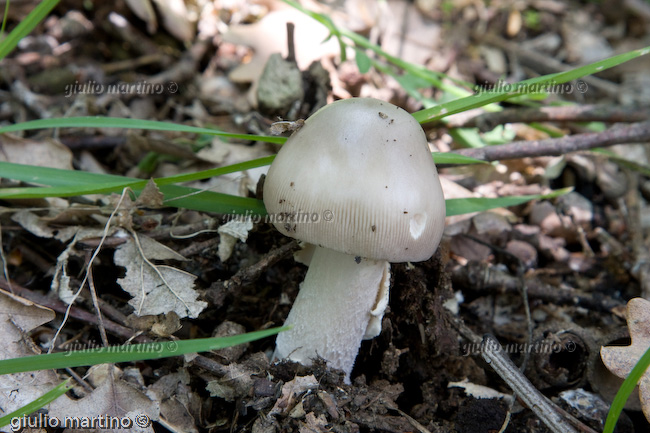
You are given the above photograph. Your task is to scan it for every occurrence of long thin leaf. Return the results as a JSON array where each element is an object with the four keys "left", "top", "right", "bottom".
[
  {"left": 445, "top": 188, "right": 572, "bottom": 216},
  {"left": 0, "top": 379, "right": 72, "bottom": 428},
  {"left": 0, "top": 0, "right": 60, "bottom": 60},
  {"left": 412, "top": 47, "right": 650, "bottom": 124},
  {"left": 0, "top": 117, "right": 287, "bottom": 144},
  {"left": 0, "top": 327, "right": 287, "bottom": 375},
  {"left": 603, "top": 345, "right": 650, "bottom": 433},
  {"left": 0, "top": 161, "right": 268, "bottom": 215}
]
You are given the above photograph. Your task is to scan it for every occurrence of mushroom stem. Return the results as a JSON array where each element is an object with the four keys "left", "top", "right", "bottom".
[{"left": 274, "top": 246, "right": 390, "bottom": 382}]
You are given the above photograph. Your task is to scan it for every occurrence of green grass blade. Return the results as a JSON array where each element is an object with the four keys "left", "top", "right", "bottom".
[
  {"left": 445, "top": 188, "right": 572, "bottom": 217},
  {"left": 0, "top": 160, "right": 268, "bottom": 214},
  {"left": 159, "top": 185, "right": 266, "bottom": 215},
  {"left": 433, "top": 153, "right": 487, "bottom": 165},
  {"left": 0, "top": 117, "right": 287, "bottom": 145},
  {"left": 0, "top": 378, "right": 72, "bottom": 428},
  {"left": 0, "top": 327, "right": 287, "bottom": 375},
  {"left": 412, "top": 46, "right": 650, "bottom": 124},
  {"left": 603, "top": 344, "right": 650, "bottom": 433},
  {"left": 0, "top": 0, "right": 60, "bottom": 60}
]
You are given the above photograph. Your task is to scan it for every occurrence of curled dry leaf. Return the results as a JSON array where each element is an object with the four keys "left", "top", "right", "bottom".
[{"left": 600, "top": 297, "right": 650, "bottom": 422}]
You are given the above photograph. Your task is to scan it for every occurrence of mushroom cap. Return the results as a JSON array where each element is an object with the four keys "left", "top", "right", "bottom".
[{"left": 263, "top": 97, "right": 445, "bottom": 262}]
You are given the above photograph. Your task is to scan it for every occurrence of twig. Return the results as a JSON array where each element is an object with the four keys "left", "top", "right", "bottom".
[
  {"left": 624, "top": 170, "right": 650, "bottom": 299},
  {"left": 286, "top": 22, "right": 296, "bottom": 64},
  {"left": 449, "top": 121, "right": 650, "bottom": 163},
  {"left": 448, "top": 105, "right": 650, "bottom": 131},
  {"left": 86, "top": 251, "right": 109, "bottom": 349},
  {"left": 0, "top": 278, "right": 143, "bottom": 341},
  {"left": 49, "top": 188, "right": 130, "bottom": 352},
  {"left": 1, "top": 277, "right": 233, "bottom": 378},
  {"left": 480, "top": 334, "right": 580, "bottom": 433},
  {"left": 204, "top": 240, "right": 299, "bottom": 305},
  {"left": 452, "top": 261, "right": 624, "bottom": 312},
  {"left": 0, "top": 221, "right": 13, "bottom": 293},
  {"left": 477, "top": 33, "right": 619, "bottom": 96}
]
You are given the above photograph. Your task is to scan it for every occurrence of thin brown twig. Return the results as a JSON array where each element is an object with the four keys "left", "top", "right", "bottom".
[
  {"left": 0, "top": 278, "right": 145, "bottom": 342},
  {"left": 451, "top": 261, "right": 624, "bottom": 312},
  {"left": 286, "top": 22, "right": 296, "bottom": 64},
  {"left": 447, "top": 105, "right": 650, "bottom": 131},
  {"left": 1, "top": 277, "right": 235, "bottom": 378},
  {"left": 86, "top": 251, "right": 109, "bottom": 349},
  {"left": 476, "top": 33, "right": 619, "bottom": 96},
  {"left": 448, "top": 121, "right": 650, "bottom": 163},
  {"left": 203, "top": 240, "right": 299, "bottom": 306}
]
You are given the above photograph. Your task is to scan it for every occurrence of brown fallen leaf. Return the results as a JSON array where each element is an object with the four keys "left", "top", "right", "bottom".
[
  {"left": 0, "top": 289, "right": 60, "bottom": 416},
  {"left": 600, "top": 297, "right": 650, "bottom": 422}
]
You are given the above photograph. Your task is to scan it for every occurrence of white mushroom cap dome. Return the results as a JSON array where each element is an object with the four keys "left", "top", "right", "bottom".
[{"left": 263, "top": 97, "right": 445, "bottom": 263}]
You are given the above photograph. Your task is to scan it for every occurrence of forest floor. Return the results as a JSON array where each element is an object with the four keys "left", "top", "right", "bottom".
[{"left": 1, "top": 0, "right": 650, "bottom": 432}]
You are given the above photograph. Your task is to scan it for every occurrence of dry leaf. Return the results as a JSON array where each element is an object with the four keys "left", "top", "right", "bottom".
[
  {"left": 146, "top": 370, "right": 199, "bottom": 433},
  {"left": 49, "top": 228, "right": 119, "bottom": 304},
  {"left": 48, "top": 375, "right": 159, "bottom": 433},
  {"left": 124, "top": 0, "right": 157, "bottom": 33},
  {"left": 114, "top": 235, "right": 206, "bottom": 319},
  {"left": 135, "top": 179, "right": 164, "bottom": 208},
  {"left": 601, "top": 297, "right": 650, "bottom": 422},
  {"left": 217, "top": 219, "right": 253, "bottom": 262},
  {"left": 12, "top": 210, "right": 81, "bottom": 242},
  {"left": 448, "top": 378, "right": 514, "bottom": 403},
  {"left": 0, "top": 135, "right": 73, "bottom": 170},
  {"left": 0, "top": 289, "right": 60, "bottom": 417},
  {"left": 152, "top": 0, "right": 194, "bottom": 42},
  {"left": 269, "top": 375, "right": 319, "bottom": 416}
]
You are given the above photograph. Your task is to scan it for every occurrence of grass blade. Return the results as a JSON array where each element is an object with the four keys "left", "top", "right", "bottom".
[
  {"left": 0, "top": 379, "right": 72, "bottom": 428},
  {"left": 445, "top": 188, "right": 572, "bottom": 217},
  {"left": 0, "top": 117, "right": 286, "bottom": 145},
  {"left": 412, "top": 47, "right": 650, "bottom": 124},
  {"left": 603, "top": 345, "right": 650, "bottom": 433},
  {"left": 0, "top": 0, "right": 60, "bottom": 60},
  {"left": 0, "top": 327, "right": 287, "bottom": 375}
]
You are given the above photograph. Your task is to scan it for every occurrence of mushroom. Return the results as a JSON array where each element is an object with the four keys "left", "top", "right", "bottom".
[{"left": 263, "top": 97, "right": 445, "bottom": 381}]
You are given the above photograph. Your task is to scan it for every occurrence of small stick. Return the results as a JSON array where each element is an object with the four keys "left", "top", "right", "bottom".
[
  {"left": 449, "top": 121, "right": 650, "bottom": 163},
  {"left": 480, "top": 334, "right": 580, "bottom": 433},
  {"left": 204, "top": 240, "right": 299, "bottom": 305},
  {"left": 286, "top": 22, "right": 296, "bottom": 64},
  {"left": 0, "top": 278, "right": 143, "bottom": 342},
  {"left": 448, "top": 105, "right": 650, "bottom": 131}
]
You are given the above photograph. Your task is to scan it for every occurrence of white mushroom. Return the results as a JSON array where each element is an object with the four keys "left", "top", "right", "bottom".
[{"left": 263, "top": 97, "right": 445, "bottom": 382}]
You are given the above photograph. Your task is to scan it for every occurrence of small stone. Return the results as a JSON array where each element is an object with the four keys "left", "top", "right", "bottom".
[
  {"left": 257, "top": 53, "right": 304, "bottom": 116},
  {"left": 506, "top": 240, "right": 538, "bottom": 269}
]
